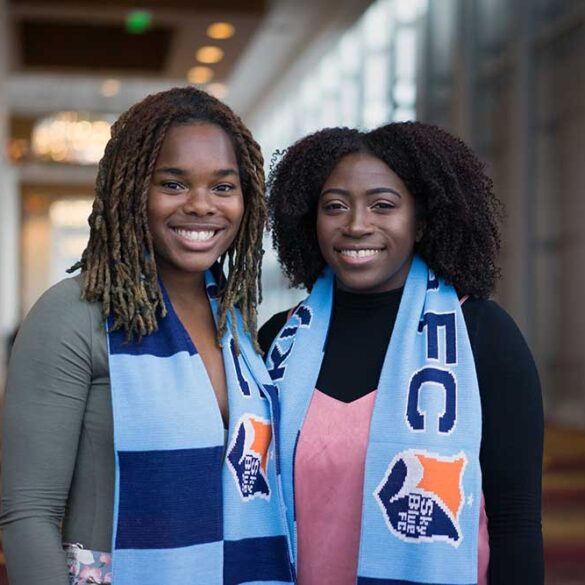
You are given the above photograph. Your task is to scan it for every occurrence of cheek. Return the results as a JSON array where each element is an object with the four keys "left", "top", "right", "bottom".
[
  {"left": 146, "top": 192, "right": 166, "bottom": 227},
  {"left": 407, "top": 214, "right": 420, "bottom": 243},
  {"left": 231, "top": 196, "right": 245, "bottom": 229},
  {"left": 392, "top": 210, "right": 418, "bottom": 245},
  {"left": 222, "top": 196, "right": 245, "bottom": 247},
  {"left": 316, "top": 213, "right": 332, "bottom": 254}
]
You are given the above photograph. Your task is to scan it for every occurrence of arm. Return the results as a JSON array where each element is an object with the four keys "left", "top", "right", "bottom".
[
  {"left": 1, "top": 278, "right": 93, "bottom": 585},
  {"left": 464, "top": 300, "right": 544, "bottom": 584}
]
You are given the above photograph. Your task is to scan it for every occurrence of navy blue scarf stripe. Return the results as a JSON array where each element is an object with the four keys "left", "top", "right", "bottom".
[
  {"left": 224, "top": 535, "right": 292, "bottom": 585},
  {"left": 116, "top": 446, "right": 224, "bottom": 549}
]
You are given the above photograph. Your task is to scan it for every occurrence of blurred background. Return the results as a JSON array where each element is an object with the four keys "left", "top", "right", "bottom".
[{"left": 0, "top": 0, "right": 583, "bottom": 582}]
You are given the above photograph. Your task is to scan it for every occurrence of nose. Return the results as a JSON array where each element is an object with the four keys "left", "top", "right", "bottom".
[
  {"left": 182, "top": 189, "right": 215, "bottom": 216},
  {"left": 342, "top": 206, "right": 373, "bottom": 238}
]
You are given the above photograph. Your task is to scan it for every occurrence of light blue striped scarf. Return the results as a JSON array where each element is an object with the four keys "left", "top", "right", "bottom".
[
  {"left": 266, "top": 256, "right": 482, "bottom": 585},
  {"left": 106, "top": 270, "right": 293, "bottom": 585}
]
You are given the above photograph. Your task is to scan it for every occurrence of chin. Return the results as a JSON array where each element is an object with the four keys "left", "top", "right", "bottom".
[
  {"left": 337, "top": 268, "right": 405, "bottom": 294},
  {"left": 337, "top": 274, "right": 379, "bottom": 294},
  {"left": 166, "top": 254, "right": 220, "bottom": 276}
]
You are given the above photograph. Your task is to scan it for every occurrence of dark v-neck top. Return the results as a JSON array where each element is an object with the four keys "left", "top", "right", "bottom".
[{"left": 259, "top": 287, "right": 544, "bottom": 585}]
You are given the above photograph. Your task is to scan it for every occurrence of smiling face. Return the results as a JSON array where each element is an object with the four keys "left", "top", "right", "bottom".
[
  {"left": 147, "top": 123, "right": 244, "bottom": 284},
  {"left": 316, "top": 152, "right": 420, "bottom": 294}
]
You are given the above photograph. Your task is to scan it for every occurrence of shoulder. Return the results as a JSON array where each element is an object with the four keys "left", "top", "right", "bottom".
[
  {"left": 13, "top": 276, "right": 102, "bottom": 357},
  {"left": 29, "top": 275, "right": 84, "bottom": 312},
  {"left": 461, "top": 296, "right": 514, "bottom": 323},
  {"left": 461, "top": 297, "right": 541, "bottom": 410},
  {"left": 25, "top": 276, "right": 101, "bottom": 329},
  {"left": 461, "top": 297, "right": 533, "bottom": 357},
  {"left": 6, "top": 276, "right": 106, "bottom": 400},
  {"left": 258, "top": 309, "right": 291, "bottom": 356}
]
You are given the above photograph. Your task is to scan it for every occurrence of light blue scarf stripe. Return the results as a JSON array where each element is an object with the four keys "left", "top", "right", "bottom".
[
  {"left": 357, "top": 578, "right": 476, "bottom": 585},
  {"left": 267, "top": 256, "right": 482, "bottom": 585},
  {"left": 266, "top": 275, "right": 333, "bottom": 560},
  {"left": 107, "top": 270, "right": 293, "bottom": 584}
]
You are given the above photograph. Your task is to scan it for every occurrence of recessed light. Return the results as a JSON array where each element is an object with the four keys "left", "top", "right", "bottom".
[
  {"left": 207, "top": 22, "right": 235, "bottom": 40},
  {"left": 196, "top": 46, "right": 224, "bottom": 64},
  {"left": 187, "top": 66, "right": 214, "bottom": 84}
]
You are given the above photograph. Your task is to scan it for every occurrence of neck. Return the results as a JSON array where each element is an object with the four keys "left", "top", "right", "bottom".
[{"left": 157, "top": 266, "right": 208, "bottom": 307}]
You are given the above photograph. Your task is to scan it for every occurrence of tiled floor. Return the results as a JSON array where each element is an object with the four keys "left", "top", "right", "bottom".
[{"left": 543, "top": 425, "right": 585, "bottom": 584}]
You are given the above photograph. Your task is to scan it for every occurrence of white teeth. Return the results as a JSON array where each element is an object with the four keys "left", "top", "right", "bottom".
[
  {"left": 174, "top": 229, "right": 215, "bottom": 241},
  {"left": 339, "top": 249, "right": 380, "bottom": 258}
]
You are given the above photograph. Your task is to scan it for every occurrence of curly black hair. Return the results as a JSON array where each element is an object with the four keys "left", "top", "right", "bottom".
[{"left": 267, "top": 121, "right": 502, "bottom": 297}]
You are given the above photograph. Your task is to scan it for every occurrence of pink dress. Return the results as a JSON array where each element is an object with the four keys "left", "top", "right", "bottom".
[{"left": 295, "top": 389, "right": 489, "bottom": 585}]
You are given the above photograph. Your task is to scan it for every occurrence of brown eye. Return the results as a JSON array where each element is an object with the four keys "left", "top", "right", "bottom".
[
  {"left": 372, "top": 201, "right": 396, "bottom": 210},
  {"left": 322, "top": 202, "right": 347, "bottom": 212},
  {"left": 162, "top": 181, "right": 183, "bottom": 191},
  {"left": 214, "top": 183, "right": 236, "bottom": 193}
]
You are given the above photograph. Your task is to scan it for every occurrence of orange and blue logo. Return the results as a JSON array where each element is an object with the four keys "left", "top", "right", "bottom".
[
  {"left": 227, "top": 415, "right": 272, "bottom": 501},
  {"left": 375, "top": 449, "right": 467, "bottom": 546}
]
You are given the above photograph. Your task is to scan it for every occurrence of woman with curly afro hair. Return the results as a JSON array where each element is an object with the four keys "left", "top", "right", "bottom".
[
  {"left": 259, "top": 122, "right": 543, "bottom": 585},
  {"left": 1, "top": 87, "right": 294, "bottom": 585}
]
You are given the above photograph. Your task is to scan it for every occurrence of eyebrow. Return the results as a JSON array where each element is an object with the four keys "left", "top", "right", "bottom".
[
  {"left": 320, "top": 187, "right": 402, "bottom": 197},
  {"left": 153, "top": 167, "right": 239, "bottom": 177}
]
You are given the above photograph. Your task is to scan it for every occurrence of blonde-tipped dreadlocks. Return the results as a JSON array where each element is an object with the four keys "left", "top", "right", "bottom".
[{"left": 69, "top": 86, "right": 266, "bottom": 351}]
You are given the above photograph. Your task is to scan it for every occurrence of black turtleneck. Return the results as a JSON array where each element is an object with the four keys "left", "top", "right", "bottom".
[
  {"left": 316, "top": 286, "right": 402, "bottom": 402},
  {"left": 259, "top": 287, "right": 544, "bottom": 584}
]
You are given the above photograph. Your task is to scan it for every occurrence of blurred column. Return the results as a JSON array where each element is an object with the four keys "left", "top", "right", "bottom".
[
  {"left": 452, "top": 0, "right": 477, "bottom": 144},
  {"left": 509, "top": 0, "right": 536, "bottom": 340},
  {"left": 0, "top": 0, "right": 20, "bottom": 382},
  {"left": 417, "top": 0, "right": 458, "bottom": 127}
]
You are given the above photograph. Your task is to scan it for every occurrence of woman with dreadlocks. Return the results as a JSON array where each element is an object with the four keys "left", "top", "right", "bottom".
[
  {"left": 260, "top": 122, "right": 543, "bottom": 585},
  {"left": 1, "top": 87, "right": 293, "bottom": 585}
]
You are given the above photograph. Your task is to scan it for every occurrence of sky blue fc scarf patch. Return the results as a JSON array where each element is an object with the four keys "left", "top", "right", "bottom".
[
  {"left": 266, "top": 256, "right": 482, "bottom": 585},
  {"left": 106, "top": 270, "right": 294, "bottom": 585}
]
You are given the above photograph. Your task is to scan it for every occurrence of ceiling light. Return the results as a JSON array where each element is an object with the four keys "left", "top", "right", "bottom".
[
  {"left": 101, "top": 79, "right": 121, "bottom": 97},
  {"left": 196, "top": 46, "right": 224, "bottom": 64},
  {"left": 31, "top": 112, "right": 114, "bottom": 165},
  {"left": 126, "top": 10, "right": 153, "bottom": 34},
  {"left": 206, "top": 83, "right": 227, "bottom": 100},
  {"left": 207, "top": 22, "right": 235, "bottom": 40},
  {"left": 187, "top": 66, "right": 214, "bottom": 84}
]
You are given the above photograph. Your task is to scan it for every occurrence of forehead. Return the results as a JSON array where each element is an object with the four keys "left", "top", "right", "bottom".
[
  {"left": 156, "top": 123, "right": 238, "bottom": 167},
  {"left": 324, "top": 152, "right": 402, "bottom": 187}
]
